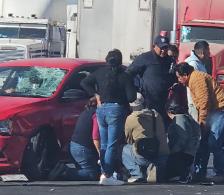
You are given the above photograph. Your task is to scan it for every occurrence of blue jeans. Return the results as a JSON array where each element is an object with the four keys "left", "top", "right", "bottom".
[
  {"left": 122, "top": 144, "right": 168, "bottom": 182},
  {"left": 96, "top": 103, "right": 127, "bottom": 176},
  {"left": 69, "top": 141, "right": 100, "bottom": 180},
  {"left": 207, "top": 110, "right": 224, "bottom": 175}
]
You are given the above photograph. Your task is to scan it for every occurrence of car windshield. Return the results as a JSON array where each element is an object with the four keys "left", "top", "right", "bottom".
[
  {"left": 181, "top": 26, "right": 224, "bottom": 43},
  {"left": 0, "top": 66, "right": 67, "bottom": 97},
  {"left": 0, "top": 27, "right": 47, "bottom": 39}
]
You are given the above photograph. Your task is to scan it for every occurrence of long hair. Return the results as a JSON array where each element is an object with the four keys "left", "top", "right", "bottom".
[
  {"left": 105, "top": 49, "right": 122, "bottom": 73},
  {"left": 103, "top": 49, "right": 123, "bottom": 94}
]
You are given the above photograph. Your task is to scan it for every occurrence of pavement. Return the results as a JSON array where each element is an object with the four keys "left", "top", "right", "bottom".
[
  {"left": 0, "top": 154, "right": 219, "bottom": 195},
  {"left": 0, "top": 181, "right": 223, "bottom": 195}
]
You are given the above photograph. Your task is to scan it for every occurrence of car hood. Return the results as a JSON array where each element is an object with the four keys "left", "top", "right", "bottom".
[{"left": 0, "top": 96, "right": 47, "bottom": 120}]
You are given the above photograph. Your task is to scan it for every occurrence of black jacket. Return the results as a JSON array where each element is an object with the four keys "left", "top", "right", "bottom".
[
  {"left": 127, "top": 50, "right": 176, "bottom": 112},
  {"left": 71, "top": 107, "right": 96, "bottom": 150},
  {"left": 81, "top": 66, "right": 136, "bottom": 106}
]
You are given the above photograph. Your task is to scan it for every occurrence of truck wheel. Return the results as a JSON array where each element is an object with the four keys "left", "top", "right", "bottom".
[{"left": 21, "top": 128, "right": 60, "bottom": 181}]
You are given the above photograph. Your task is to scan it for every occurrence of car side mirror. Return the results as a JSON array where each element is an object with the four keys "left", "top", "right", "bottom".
[{"left": 62, "top": 89, "right": 89, "bottom": 100}]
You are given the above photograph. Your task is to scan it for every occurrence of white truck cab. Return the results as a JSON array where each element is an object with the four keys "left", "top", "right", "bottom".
[
  {"left": 0, "top": 17, "right": 66, "bottom": 62},
  {"left": 0, "top": 0, "right": 67, "bottom": 62}
]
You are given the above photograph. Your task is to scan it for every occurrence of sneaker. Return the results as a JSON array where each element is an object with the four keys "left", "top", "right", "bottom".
[
  {"left": 147, "top": 163, "right": 157, "bottom": 183},
  {"left": 99, "top": 174, "right": 125, "bottom": 185},
  {"left": 208, "top": 175, "right": 224, "bottom": 184},
  {"left": 127, "top": 176, "right": 145, "bottom": 183}
]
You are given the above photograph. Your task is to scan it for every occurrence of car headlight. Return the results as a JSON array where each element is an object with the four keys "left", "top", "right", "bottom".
[{"left": 0, "top": 120, "right": 12, "bottom": 135}]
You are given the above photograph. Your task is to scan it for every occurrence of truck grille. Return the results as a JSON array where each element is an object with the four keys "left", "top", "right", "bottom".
[{"left": 0, "top": 46, "right": 25, "bottom": 62}]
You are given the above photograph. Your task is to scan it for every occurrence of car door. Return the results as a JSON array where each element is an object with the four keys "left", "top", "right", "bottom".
[{"left": 56, "top": 64, "right": 105, "bottom": 158}]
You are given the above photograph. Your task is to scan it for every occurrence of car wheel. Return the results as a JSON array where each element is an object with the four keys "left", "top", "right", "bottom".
[{"left": 21, "top": 128, "right": 60, "bottom": 181}]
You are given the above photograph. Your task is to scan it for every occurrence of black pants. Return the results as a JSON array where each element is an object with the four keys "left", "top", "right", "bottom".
[
  {"left": 194, "top": 134, "right": 210, "bottom": 177},
  {"left": 166, "top": 152, "right": 194, "bottom": 180}
]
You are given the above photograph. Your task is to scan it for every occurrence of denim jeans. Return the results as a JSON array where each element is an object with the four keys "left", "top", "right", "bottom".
[
  {"left": 96, "top": 103, "right": 127, "bottom": 176},
  {"left": 122, "top": 144, "right": 168, "bottom": 182},
  {"left": 207, "top": 110, "right": 224, "bottom": 175},
  {"left": 69, "top": 141, "right": 100, "bottom": 180}
]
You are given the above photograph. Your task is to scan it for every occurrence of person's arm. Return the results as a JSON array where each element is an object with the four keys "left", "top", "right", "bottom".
[
  {"left": 93, "top": 140, "right": 100, "bottom": 157},
  {"left": 80, "top": 72, "right": 97, "bottom": 97},
  {"left": 92, "top": 113, "right": 100, "bottom": 155},
  {"left": 190, "top": 74, "right": 209, "bottom": 125},
  {"left": 126, "top": 55, "right": 146, "bottom": 77},
  {"left": 124, "top": 115, "right": 135, "bottom": 144},
  {"left": 123, "top": 73, "right": 137, "bottom": 103}
]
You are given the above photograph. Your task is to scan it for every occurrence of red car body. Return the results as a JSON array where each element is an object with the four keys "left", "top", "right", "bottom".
[{"left": 0, "top": 58, "right": 105, "bottom": 178}]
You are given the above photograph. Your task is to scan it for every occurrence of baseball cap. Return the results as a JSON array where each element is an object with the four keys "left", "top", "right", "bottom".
[{"left": 154, "top": 35, "right": 169, "bottom": 48}]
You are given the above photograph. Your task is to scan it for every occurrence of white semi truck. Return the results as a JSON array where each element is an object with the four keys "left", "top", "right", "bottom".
[
  {"left": 0, "top": 0, "right": 69, "bottom": 62},
  {"left": 76, "top": 0, "right": 174, "bottom": 64}
]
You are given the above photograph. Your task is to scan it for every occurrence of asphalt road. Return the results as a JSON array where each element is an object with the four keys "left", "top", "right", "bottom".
[{"left": 0, "top": 181, "right": 223, "bottom": 195}]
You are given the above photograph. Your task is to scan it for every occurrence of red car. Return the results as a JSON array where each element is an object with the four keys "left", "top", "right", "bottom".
[{"left": 0, "top": 58, "right": 106, "bottom": 180}]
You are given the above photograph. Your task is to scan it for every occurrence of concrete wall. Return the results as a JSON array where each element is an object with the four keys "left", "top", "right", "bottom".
[
  {"left": 77, "top": 0, "right": 174, "bottom": 63},
  {"left": 78, "top": 0, "right": 114, "bottom": 60},
  {"left": 112, "top": 0, "right": 154, "bottom": 63},
  {"left": 154, "top": 0, "right": 174, "bottom": 38}
]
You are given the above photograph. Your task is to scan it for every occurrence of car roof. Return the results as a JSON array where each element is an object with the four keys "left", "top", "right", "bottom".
[{"left": 0, "top": 58, "right": 105, "bottom": 70}]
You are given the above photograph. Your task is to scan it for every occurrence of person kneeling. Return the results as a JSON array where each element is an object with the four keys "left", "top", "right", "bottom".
[
  {"left": 165, "top": 98, "right": 201, "bottom": 183},
  {"left": 122, "top": 93, "right": 169, "bottom": 183}
]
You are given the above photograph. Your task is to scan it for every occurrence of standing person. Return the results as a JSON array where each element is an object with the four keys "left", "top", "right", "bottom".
[
  {"left": 175, "top": 62, "right": 224, "bottom": 182},
  {"left": 185, "top": 40, "right": 211, "bottom": 121},
  {"left": 122, "top": 93, "right": 170, "bottom": 183},
  {"left": 126, "top": 35, "right": 176, "bottom": 128},
  {"left": 69, "top": 98, "right": 101, "bottom": 181},
  {"left": 165, "top": 97, "right": 201, "bottom": 183},
  {"left": 185, "top": 40, "right": 211, "bottom": 74},
  {"left": 81, "top": 49, "right": 137, "bottom": 185}
]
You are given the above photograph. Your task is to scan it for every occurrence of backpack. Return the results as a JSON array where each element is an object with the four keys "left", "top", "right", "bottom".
[{"left": 135, "top": 110, "right": 159, "bottom": 160}]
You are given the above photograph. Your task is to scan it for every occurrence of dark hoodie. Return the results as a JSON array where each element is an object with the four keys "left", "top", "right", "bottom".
[
  {"left": 81, "top": 49, "right": 137, "bottom": 105},
  {"left": 127, "top": 50, "right": 176, "bottom": 113}
]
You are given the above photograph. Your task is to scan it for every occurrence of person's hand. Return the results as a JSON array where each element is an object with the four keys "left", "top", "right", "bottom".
[{"left": 95, "top": 94, "right": 101, "bottom": 106}]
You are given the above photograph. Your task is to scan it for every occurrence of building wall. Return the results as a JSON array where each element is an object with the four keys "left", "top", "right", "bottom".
[{"left": 77, "top": 0, "right": 174, "bottom": 63}]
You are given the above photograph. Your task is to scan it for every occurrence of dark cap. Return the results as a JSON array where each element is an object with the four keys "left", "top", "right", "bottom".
[{"left": 154, "top": 35, "right": 169, "bottom": 48}]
